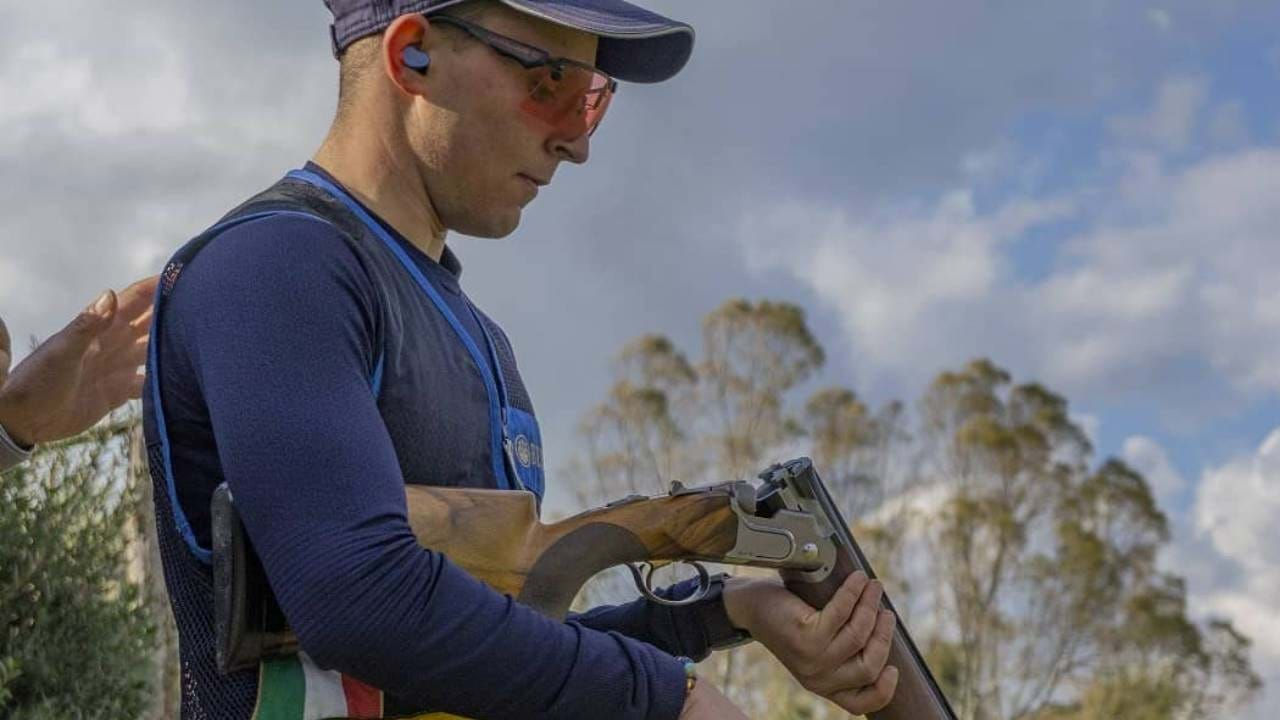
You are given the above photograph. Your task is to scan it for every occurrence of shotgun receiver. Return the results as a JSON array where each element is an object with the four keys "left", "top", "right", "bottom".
[{"left": 211, "top": 457, "right": 956, "bottom": 719}]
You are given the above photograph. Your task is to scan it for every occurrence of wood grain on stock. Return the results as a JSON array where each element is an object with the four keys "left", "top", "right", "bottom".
[
  {"left": 403, "top": 485, "right": 740, "bottom": 619},
  {"left": 782, "top": 552, "right": 953, "bottom": 720},
  {"left": 378, "top": 487, "right": 740, "bottom": 720}
]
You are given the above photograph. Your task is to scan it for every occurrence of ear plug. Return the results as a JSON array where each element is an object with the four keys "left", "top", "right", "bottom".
[{"left": 402, "top": 46, "right": 431, "bottom": 74}]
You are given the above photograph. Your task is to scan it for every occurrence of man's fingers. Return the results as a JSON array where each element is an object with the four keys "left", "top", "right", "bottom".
[
  {"left": 812, "top": 609, "right": 897, "bottom": 693},
  {"left": 831, "top": 665, "right": 899, "bottom": 716},
  {"left": 816, "top": 571, "right": 868, "bottom": 639},
  {"left": 847, "top": 579, "right": 884, "bottom": 654},
  {"left": 851, "top": 609, "right": 896, "bottom": 679},
  {"left": 827, "top": 583, "right": 885, "bottom": 662}
]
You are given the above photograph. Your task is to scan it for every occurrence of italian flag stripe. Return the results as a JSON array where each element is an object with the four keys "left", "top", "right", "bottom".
[
  {"left": 255, "top": 656, "right": 305, "bottom": 720},
  {"left": 341, "top": 673, "right": 383, "bottom": 716},
  {"left": 301, "top": 653, "right": 349, "bottom": 717},
  {"left": 253, "top": 653, "right": 386, "bottom": 719}
]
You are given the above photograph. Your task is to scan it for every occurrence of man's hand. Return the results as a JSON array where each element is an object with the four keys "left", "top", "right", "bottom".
[
  {"left": 723, "top": 571, "right": 899, "bottom": 716},
  {"left": 0, "top": 275, "right": 159, "bottom": 446},
  {"left": 679, "top": 678, "right": 750, "bottom": 720}
]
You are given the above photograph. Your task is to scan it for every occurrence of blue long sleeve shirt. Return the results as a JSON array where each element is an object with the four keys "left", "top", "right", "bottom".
[{"left": 154, "top": 166, "right": 719, "bottom": 718}]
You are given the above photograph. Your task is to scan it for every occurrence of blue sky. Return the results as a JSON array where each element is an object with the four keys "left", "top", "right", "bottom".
[{"left": 1, "top": 0, "right": 1278, "bottom": 714}]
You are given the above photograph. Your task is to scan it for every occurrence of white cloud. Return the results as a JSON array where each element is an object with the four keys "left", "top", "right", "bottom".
[
  {"left": 1113, "top": 434, "right": 1279, "bottom": 718},
  {"left": 1122, "top": 435, "right": 1187, "bottom": 507},
  {"left": 740, "top": 192, "right": 1074, "bottom": 391},
  {"left": 1195, "top": 430, "right": 1280, "bottom": 587},
  {"left": 733, "top": 62, "right": 1280, "bottom": 719},
  {"left": 1074, "top": 412, "right": 1101, "bottom": 451},
  {"left": 3, "top": 1, "right": 1272, "bottom": 500},
  {"left": 1209, "top": 101, "right": 1250, "bottom": 147},
  {"left": 1032, "top": 259, "right": 1196, "bottom": 388},
  {"left": 1146, "top": 8, "right": 1174, "bottom": 32},
  {"left": 1191, "top": 429, "right": 1280, "bottom": 712},
  {"left": 0, "top": 7, "right": 207, "bottom": 148},
  {"left": 741, "top": 132, "right": 1280, "bottom": 425},
  {"left": 0, "top": 0, "right": 336, "bottom": 358},
  {"left": 1109, "top": 75, "right": 1208, "bottom": 152}
]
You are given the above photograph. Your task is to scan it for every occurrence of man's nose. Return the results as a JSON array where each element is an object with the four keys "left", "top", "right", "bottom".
[{"left": 549, "top": 130, "right": 590, "bottom": 165}]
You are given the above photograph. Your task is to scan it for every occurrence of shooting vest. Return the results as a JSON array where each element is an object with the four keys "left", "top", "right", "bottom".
[{"left": 143, "top": 166, "right": 545, "bottom": 719}]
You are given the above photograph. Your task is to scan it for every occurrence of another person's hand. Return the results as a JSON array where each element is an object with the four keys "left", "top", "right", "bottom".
[
  {"left": 679, "top": 678, "right": 750, "bottom": 720},
  {"left": 0, "top": 275, "right": 159, "bottom": 446},
  {"left": 723, "top": 571, "right": 899, "bottom": 716}
]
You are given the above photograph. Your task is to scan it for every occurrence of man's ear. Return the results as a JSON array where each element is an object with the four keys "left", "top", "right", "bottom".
[{"left": 383, "top": 13, "right": 435, "bottom": 96}]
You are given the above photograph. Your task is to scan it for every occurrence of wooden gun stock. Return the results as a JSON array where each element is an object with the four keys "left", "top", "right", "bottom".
[
  {"left": 213, "top": 482, "right": 745, "bottom": 673},
  {"left": 401, "top": 483, "right": 740, "bottom": 619}
]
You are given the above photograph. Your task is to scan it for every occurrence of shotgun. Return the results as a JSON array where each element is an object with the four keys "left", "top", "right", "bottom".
[{"left": 211, "top": 457, "right": 956, "bottom": 719}]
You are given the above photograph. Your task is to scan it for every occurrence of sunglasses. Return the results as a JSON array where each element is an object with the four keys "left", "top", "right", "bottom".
[{"left": 428, "top": 14, "right": 618, "bottom": 137}]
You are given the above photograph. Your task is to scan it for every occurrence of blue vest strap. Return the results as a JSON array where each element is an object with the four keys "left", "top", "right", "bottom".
[{"left": 285, "top": 169, "right": 517, "bottom": 492}]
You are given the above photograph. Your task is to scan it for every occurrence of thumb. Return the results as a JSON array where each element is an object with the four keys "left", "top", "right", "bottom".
[
  {"left": 89, "top": 288, "right": 118, "bottom": 320},
  {"left": 63, "top": 290, "right": 116, "bottom": 344}
]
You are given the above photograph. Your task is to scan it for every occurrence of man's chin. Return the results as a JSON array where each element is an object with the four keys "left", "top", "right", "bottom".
[{"left": 458, "top": 209, "right": 522, "bottom": 239}]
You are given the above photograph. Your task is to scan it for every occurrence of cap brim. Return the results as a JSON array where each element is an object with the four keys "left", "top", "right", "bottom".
[{"left": 495, "top": 0, "right": 694, "bottom": 83}]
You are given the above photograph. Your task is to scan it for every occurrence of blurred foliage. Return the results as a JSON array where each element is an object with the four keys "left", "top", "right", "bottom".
[
  {"left": 0, "top": 417, "right": 158, "bottom": 720},
  {"left": 570, "top": 301, "right": 1263, "bottom": 719}
]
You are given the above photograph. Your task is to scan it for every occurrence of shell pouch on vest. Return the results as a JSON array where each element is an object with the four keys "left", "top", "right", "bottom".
[{"left": 149, "top": 169, "right": 545, "bottom": 719}]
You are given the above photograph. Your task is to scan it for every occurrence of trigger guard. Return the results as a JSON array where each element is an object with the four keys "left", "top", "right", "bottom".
[{"left": 627, "top": 560, "right": 712, "bottom": 607}]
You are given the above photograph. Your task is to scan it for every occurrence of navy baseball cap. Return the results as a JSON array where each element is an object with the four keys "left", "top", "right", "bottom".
[{"left": 325, "top": 0, "right": 694, "bottom": 83}]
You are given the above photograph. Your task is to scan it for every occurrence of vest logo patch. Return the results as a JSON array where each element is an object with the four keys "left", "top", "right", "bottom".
[{"left": 514, "top": 434, "right": 542, "bottom": 469}]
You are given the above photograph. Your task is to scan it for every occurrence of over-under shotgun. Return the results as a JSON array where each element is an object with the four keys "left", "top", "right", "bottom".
[{"left": 211, "top": 457, "right": 956, "bottom": 719}]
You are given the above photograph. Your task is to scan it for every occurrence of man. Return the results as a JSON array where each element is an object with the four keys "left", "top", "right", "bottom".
[
  {"left": 144, "top": 1, "right": 899, "bottom": 718},
  {"left": 0, "top": 276, "right": 157, "bottom": 471}
]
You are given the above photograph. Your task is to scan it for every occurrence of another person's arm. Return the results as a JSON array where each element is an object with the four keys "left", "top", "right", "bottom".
[{"left": 0, "top": 275, "right": 157, "bottom": 470}]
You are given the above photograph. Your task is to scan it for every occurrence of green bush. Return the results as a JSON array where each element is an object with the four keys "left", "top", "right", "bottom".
[{"left": 0, "top": 424, "right": 155, "bottom": 720}]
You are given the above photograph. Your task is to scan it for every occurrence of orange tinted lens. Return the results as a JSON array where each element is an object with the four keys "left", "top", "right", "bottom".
[
  {"left": 520, "top": 65, "right": 613, "bottom": 136},
  {"left": 583, "top": 73, "right": 613, "bottom": 136}
]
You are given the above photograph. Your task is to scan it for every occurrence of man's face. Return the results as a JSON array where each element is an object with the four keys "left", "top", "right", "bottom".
[{"left": 412, "top": 6, "right": 600, "bottom": 239}]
